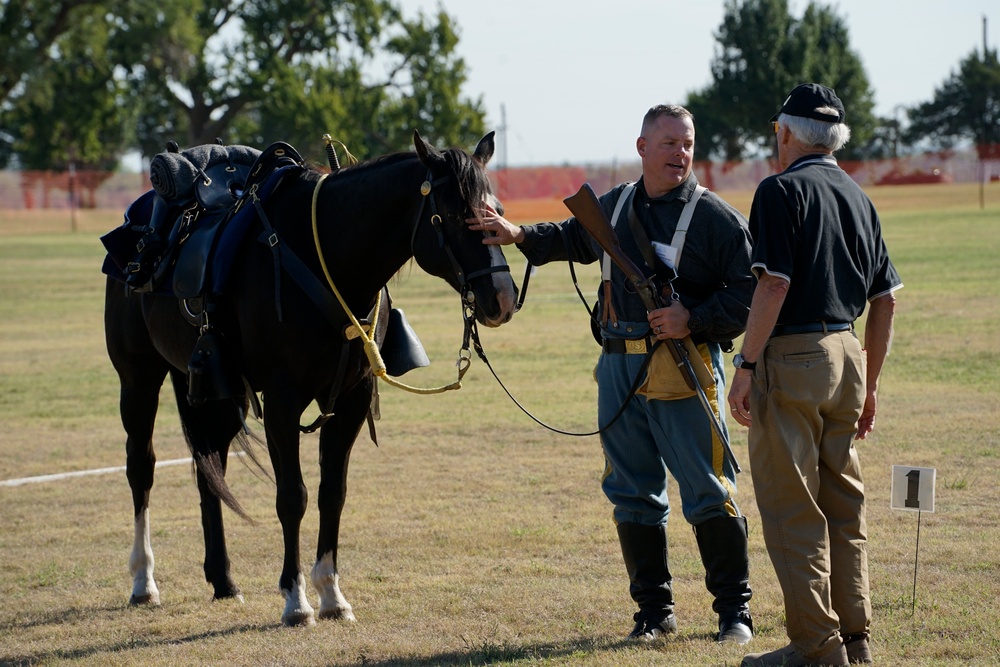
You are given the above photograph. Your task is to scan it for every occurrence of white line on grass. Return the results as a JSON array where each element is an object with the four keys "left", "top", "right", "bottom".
[{"left": 0, "top": 453, "right": 246, "bottom": 488}]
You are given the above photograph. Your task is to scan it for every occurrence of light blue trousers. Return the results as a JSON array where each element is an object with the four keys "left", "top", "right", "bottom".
[{"left": 597, "top": 339, "right": 740, "bottom": 526}]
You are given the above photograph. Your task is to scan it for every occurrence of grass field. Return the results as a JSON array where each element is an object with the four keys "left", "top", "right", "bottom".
[{"left": 0, "top": 183, "right": 998, "bottom": 666}]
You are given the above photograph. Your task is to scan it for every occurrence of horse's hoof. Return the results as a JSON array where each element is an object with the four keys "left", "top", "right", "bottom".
[
  {"left": 129, "top": 592, "right": 161, "bottom": 606},
  {"left": 317, "top": 607, "right": 356, "bottom": 622},
  {"left": 281, "top": 611, "right": 317, "bottom": 627},
  {"left": 213, "top": 585, "right": 244, "bottom": 603}
]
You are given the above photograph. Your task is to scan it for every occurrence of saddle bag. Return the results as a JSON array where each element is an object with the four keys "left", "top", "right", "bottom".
[
  {"left": 187, "top": 328, "right": 243, "bottom": 406},
  {"left": 637, "top": 337, "right": 716, "bottom": 401}
]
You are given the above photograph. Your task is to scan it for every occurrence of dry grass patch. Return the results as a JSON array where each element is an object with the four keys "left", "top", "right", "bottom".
[{"left": 1, "top": 184, "right": 998, "bottom": 666}]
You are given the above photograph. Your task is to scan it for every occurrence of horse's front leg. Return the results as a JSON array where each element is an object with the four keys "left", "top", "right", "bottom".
[
  {"left": 264, "top": 389, "right": 314, "bottom": 626},
  {"left": 312, "top": 381, "right": 370, "bottom": 621}
]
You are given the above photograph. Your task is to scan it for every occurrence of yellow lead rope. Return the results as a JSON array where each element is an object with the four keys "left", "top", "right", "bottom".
[{"left": 309, "top": 174, "right": 466, "bottom": 394}]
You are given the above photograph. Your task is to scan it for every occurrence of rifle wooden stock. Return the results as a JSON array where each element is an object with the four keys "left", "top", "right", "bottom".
[{"left": 563, "top": 183, "right": 661, "bottom": 312}]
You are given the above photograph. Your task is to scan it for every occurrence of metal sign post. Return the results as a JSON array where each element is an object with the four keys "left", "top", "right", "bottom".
[{"left": 890, "top": 465, "right": 936, "bottom": 615}]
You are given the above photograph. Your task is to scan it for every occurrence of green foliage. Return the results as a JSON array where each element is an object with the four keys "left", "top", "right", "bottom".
[
  {"left": 904, "top": 48, "right": 1000, "bottom": 155},
  {"left": 0, "top": 0, "right": 102, "bottom": 103},
  {"left": 0, "top": 4, "right": 136, "bottom": 170},
  {"left": 120, "top": 0, "right": 485, "bottom": 158},
  {"left": 0, "top": 0, "right": 486, "bottom": 169},
  {"left": 689, "top": 0, "right": 876, "bottom": 161},
  {"left": 233, "top": 7, "right": 485, "bottom": 162}
]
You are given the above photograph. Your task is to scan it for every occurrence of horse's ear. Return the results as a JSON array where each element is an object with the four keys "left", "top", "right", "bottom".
[
  {"left": 413, "top": 130, "right": 441, "bottom": 166},
  {"left": 473, "top": 131, "right": 495, "bottom": 166}
]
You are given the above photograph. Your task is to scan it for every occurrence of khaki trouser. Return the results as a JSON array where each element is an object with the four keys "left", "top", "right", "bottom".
[{"left": 748, "top": 330, "right": 871, "bottom": 658}]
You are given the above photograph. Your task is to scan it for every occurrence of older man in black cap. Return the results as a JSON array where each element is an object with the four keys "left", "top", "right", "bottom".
[{"left": 728, "top": 83, "right": 902, "bottom": 667}]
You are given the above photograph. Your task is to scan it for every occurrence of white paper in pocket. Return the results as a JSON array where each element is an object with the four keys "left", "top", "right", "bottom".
[{"left": 652, "top": 241, "right": 678, "bottom": 270}]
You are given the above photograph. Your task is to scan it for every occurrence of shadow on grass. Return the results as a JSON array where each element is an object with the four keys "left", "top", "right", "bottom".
[
  {"left": 335, "top": 630, "right": 728, "bottom": 666},
  {"left": 0, "top": 622, "right": 280, "bottom": 667},
  {"left": 0, "top": 606, "right": 727, "bottom": 667}
]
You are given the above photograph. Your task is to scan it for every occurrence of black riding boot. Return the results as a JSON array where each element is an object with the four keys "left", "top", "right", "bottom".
[
  {"left": 693, "top": 515, "right": 754, "bottom": 644},
  {"left": 616, "top": 522, "right": 677, "bottom": 641},
  {"left": 126, "top": 194, "right": 171, "bottom": 292}
]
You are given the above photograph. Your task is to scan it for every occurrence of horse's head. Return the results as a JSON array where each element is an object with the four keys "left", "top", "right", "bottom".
[{"left": 410, "top": 131, "right": 517, "bottom": 328}]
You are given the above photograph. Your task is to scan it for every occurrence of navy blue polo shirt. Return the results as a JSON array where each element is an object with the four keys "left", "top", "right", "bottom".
[{"left": 748, "top": 154, "right": 901, "bottom": 325}]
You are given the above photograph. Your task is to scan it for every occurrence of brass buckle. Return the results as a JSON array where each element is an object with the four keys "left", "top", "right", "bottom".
[{"left": 624, "top": 339, "right": 648, "bottom": 354}]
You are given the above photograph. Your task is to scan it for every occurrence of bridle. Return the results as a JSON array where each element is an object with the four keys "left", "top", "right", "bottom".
[
  {"left": 406, "top": 169, "right": 642, "bottom": 437},
  {"left": 410, "top": 169, "right": 511, "bottom": 321},
  {"left": 307, "top": 167, "right": 511, "bottom": 398}
]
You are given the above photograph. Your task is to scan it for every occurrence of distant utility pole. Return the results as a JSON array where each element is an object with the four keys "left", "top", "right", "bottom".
[
  {"left": 497, "top": 103, "right": 508, "bottom": 200},
  {"left": 979, "top": 15, "right": 988, "bottom": 209}
]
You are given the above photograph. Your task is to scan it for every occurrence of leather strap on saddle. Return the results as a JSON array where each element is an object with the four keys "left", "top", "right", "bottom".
[{"left": 242, "top": 142, "right": 305, "bottom": 200}]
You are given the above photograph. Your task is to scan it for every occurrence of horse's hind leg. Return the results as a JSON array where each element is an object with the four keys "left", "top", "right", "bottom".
[
  {"left": 106, "top": 324, "right": 167, "bottom": 605},
  {"left": 168, "top": 368, "right": 244, "bottom": 601},
  {"left": 106, "top": 283, "right": 170, "bottom": 606},
  {"left": 121, "top": 377, "right": 167, "bottom": 606},
  {"left": 313, "top": 380, "right": 371, "bottom": 622}
]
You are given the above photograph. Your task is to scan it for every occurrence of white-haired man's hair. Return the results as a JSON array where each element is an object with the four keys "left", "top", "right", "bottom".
[{"left": 779, "top": 110, "right": 852, "bottom": 152}]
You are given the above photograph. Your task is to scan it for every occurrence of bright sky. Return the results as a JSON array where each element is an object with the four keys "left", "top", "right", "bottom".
[{"left": 396, "top": 0, "right": 995, "bottom": 167}]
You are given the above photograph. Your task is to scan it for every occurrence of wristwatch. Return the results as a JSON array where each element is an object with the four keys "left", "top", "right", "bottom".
[{"left": 733, "top": 353, "right": 756, "bottom": 371}]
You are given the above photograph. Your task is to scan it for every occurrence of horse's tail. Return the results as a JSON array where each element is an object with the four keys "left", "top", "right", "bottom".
[
  {"left": 177, "top": 391, "right": 271, "bottom": 525},
  {"left": 191, "top": 449, "right": 254, "bottom": 524}
]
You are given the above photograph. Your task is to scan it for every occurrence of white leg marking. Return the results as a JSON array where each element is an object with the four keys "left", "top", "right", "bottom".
[
  {"left": 281, "top": 572, "right": 316, "bottom": 626},
  {"left": 312, "top": 552, "right": 355, "bottom": 621},
  {"left": 128, "top": 508, "right": 160, "bottom": 606}
]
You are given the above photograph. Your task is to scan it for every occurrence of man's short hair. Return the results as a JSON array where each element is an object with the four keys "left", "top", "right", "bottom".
[{"left": 641, "top": 105, "right": 694, "bottom": 135}]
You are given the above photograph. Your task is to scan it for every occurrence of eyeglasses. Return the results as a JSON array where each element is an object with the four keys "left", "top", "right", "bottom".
[{"left": 772, "top": 121, "right": 780, "bottom": 134}]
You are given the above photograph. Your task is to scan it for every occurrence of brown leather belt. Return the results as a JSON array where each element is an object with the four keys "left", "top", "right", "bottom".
[{"left": 602, "top": 336, "right": 657, "bottom": 355}]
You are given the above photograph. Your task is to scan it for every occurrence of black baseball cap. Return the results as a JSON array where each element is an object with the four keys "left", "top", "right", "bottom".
[{"left": 770, "top": 83, "right": 845, "bottom": 123}]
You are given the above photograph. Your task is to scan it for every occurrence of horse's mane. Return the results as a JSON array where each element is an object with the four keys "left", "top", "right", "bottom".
[
  {"left": 302, "top": 144, "right": 491, "bottom": 284},
  {"left": 327, "top": 146, "right": 493, "bottom": 210},
  {"left": 440, "top": 146, "right": 494, "bottom": 213}
]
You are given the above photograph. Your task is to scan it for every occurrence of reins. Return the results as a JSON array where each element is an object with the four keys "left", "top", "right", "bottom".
[
  {"left": 470, "top": 227, "right": 652, "bottom": 437},
  {"left": 468, "top": 318, "right": 657, "bottom": 437}
]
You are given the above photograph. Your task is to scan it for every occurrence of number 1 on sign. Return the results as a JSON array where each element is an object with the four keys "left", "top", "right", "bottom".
[{"left": 890, "top": 465, "right": 936, "bottom": 513}]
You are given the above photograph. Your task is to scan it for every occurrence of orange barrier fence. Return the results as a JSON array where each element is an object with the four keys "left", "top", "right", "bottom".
[{"left": 0, "top": 151, "right": 995, "bottom": 211}]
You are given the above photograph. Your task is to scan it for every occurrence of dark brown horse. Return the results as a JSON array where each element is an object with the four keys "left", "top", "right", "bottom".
[{"left": 104, "top": 132, "right": 517, "bottom": 626}]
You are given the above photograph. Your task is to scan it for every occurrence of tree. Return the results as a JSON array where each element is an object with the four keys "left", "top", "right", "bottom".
[
  {"left": 235, "top": 7, "right": 485, "bottom": 161},
  {"left": 687, "top": 0, "right": 877, "bottom": 161},
  {"left": 0, "top": 0, "right": 102, "bottom": 104},
  {"left": 0, "top": 0, "right": 486, "bottom": 170},
  {"left": 115, "top": 0, "right": 485, "bottom": 161},
  {"left": 904, "top": 48, "right": 1000, "bottom": 157},
  {"left": 0, "top": 3, "right": 136, "bottom": 172}
]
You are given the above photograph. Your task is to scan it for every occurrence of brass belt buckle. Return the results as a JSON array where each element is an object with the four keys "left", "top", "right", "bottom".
[{"left": 625, "top": 339, "right": 647, "bottom": 354}]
